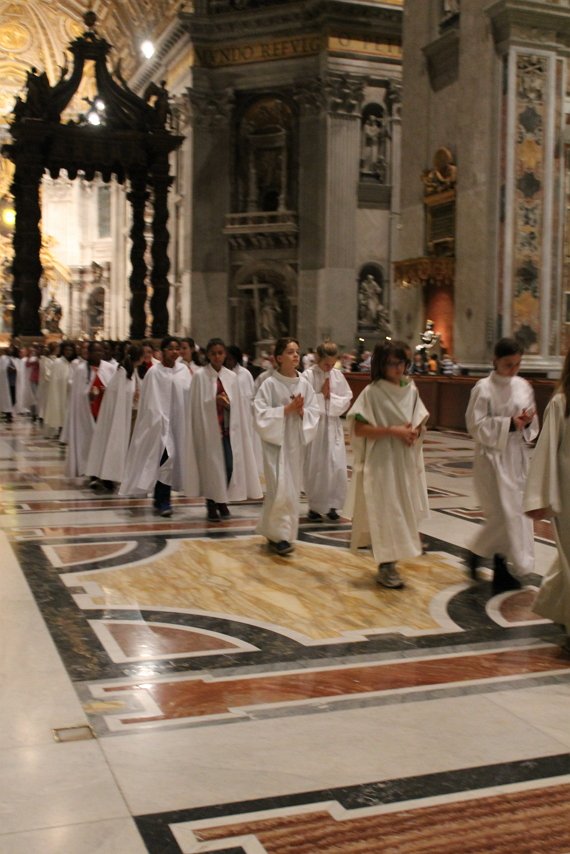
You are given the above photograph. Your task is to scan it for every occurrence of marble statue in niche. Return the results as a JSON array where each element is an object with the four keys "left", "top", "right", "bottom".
[
  {"left": 358, "top": 273, "right": 391, "bottom": 335},
  {"left": 259, "top": 287, "right": 285, "bottom": 340},
  {"left": 360, "top": 111, "right": 388, "bottom": 183}
]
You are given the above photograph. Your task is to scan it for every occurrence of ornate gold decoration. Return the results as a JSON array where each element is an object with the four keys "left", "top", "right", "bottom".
[
  {"left": 422, "top": 147, "right": 457, "bottom": 195},
  {"left": 393, "top": 256, "right": 455, "bottom": 289}
]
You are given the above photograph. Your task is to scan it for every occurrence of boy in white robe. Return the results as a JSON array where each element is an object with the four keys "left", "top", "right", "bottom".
[
  {"left": 303, "top": 342, "right": 353, "bottom": 521},
  {"left": 65, "top": 341, "right": 116, "bottom": 479},
  {"left": 253, "top": 337, "right": 320, "bottom": 556},
  {"left": 466, "top": 337, "right": 538, "bottom": 592},
  {"left": 524, "top": 348, "right": 570, "bottom": 652},
  {"left": 345, "top": 341, "right": 429, "bottom": 589},
  {"left": 120, "top": 337, "right": 191, "bottom": 516},
  {"left": 185, "top": 338, "right": 262, "bottom": 522}
]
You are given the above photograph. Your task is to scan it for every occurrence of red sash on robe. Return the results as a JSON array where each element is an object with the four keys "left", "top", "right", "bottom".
[{"left": 89, "top": 369, "right": 105, "bottom": 420}]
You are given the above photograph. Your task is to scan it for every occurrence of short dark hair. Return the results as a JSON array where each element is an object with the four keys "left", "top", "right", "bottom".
[
  {"left": 370, "top": 340, "right": 410, "bottom": 382},
  {"left": 274, "top": 337, "right": 299, "bottom": 358},
  {"left": 226, "top": 344, "right": 243, "bottom": 365},
  {"left": 160, "top": 336, "right": 180, "bottom": 351},
  {"left": 494, "top": 337, "right": 524, "bottom": 359},
  {"left": 206, "top": 337, "right": 226, "bottom": 353}
]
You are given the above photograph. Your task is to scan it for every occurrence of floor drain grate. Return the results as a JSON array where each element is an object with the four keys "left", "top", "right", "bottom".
[{"left": 52, "top": 724, "right": 96, "bottom": 743}]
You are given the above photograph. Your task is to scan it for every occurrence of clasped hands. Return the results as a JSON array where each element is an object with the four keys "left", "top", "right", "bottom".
[
  {"left": 512, "top": 407, "right": 535, "bottom": 431},
  {"left": 285, "top": 393, "right": 304, "bottom": 418}
]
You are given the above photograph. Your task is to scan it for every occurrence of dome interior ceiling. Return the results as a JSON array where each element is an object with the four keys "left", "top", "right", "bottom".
[{"left": 0, "top": 0, "right": 184, "bottom": 127}]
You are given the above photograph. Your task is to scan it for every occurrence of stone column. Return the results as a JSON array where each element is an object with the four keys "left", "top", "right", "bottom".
[
  {"left": 387, "top": 81, "right": 402, "bottom": 294},
  {"left": 188, "top": 87, "right": 233, "bottom": 342},
  {"left": 296, "top": 74, "right": 364, "bottom": 350}
]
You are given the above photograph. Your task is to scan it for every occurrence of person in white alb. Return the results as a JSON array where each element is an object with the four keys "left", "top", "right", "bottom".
[
  {"left": 465, "top": 337, "right": 538, "bottom": 593},
  {"left": 253, "top": 337, "right": 320, "bottom": 556},
  {"left": 185, "top": 338, "right": 262, "bottom": 522},
  {"left": 303, "top": 341, "right": 353, "bottom": 522}
]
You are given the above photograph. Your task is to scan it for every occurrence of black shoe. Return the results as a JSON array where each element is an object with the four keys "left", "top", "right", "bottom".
[
  {"left": 492, "top": 553, "right": 521, "bottom": 594},
  {"left": 307, "top": 510, "right": 322, "bottom": 522},
  {"left": 217, "top": 503, "right": 230, "bottom": 518},
  {"left": 327, "top": 509, "right": 340, "bottom": 522},
  {"left": 159, "top": 504, "right": 172, "bottom": 518},
  {"left": 206, "top": 499, "right": 220, "bottom": 522},
  {"left": 466, "top": 551, "right": 480, "bottom": 581},
  {"left": 268, "top": 540, "right": 294, "bottom": 556}
]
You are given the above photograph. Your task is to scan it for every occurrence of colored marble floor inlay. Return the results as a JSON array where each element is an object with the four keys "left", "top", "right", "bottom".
[
  {"left": 3, "top": 418, "right": 569, "bottom": 854},
  {"left": 67, "top": 536, "right": 467, "bottom": 640}
]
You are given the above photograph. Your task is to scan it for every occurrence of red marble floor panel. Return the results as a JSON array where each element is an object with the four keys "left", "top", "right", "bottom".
[
  {"left": 499, "top": 589, "right": 544, "bottom": 623},
  {"left": 108, "top": 623, "right": 242, "bottom": 656},
  {"left": 190, "top": 782, "right": 570, "bottom": 853},
  {"left": 108, "top": 646, "right": 570, "bottom": 724}
]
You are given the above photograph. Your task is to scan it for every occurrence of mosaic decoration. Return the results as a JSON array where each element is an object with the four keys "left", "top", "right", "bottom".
[{"left": 511, "top": 53, "right": 547, "bottom": 354}]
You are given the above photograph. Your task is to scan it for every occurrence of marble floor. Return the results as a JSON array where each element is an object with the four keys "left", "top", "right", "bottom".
[{"left": 0, "top": 419, "right": 569, "bottom": 853}]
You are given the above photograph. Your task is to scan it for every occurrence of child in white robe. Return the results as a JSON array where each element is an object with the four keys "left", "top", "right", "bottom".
[
  {"left": 185, "top": 338, "right": 262, "bottom": 522},
  {"left": 85, "top": 344, "right": 143, "bottom": 490},
  {"left": 64, "top": 341, "right": 117, "bottom": 479},
  {"left": 524, "top": 348, "right": 570, "bottom": 653},
  {"left": 466, "top": 337, "right": 538, "bottom": 592},
  {"left": 303, "top": 342, "right": 353, "bottom": 521},
  {"left": 120, "top": 337, "right": 191, "bottom": 516},
  {"left": 345, "top": 340, "right": 429, "bottom": 589},
  {"left": 254, "top": 337, "right": 320, "bottom": 556}
]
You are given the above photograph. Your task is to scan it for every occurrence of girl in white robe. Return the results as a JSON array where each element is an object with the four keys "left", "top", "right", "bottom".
[
  {"left": 345, "top": 341, "right": 429, "bottom": 589},
  {"left": 253, "top": 337, "right": 320, "bottom": 556},
  {"left": 303, "top": 342, "right": 353, "bottom": 521},
  {"left": 85, "top": 344, "right": 143, "bottom": 489},
  {"left": 185, "top": 338, "right": 262, "bottom": 522},
  {"left": 466, "top": 337, "right": 538, "bottom": 592},
  {"left": 524, "top": 349, "right": 570, "bottom": 652}
]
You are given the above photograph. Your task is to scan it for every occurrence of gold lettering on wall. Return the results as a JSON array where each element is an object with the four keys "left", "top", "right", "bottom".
[
  {"left": 328, "top": 34, "right": 402, "bottom": 60},
  {"left": 194, "top": 35, "right": 323, "bottom": 67}
]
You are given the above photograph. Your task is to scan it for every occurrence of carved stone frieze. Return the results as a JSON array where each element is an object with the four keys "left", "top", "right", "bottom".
[
  {"left": 294, "top": 73, "right": 365, "bottom": 117},
  {"left": 187, "top": 87, "right": 235, "bottom": 128}
]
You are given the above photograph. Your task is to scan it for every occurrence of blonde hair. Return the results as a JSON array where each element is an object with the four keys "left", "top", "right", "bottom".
[{"left": 316, "top": 341, "right": 338, "bottom": 360}]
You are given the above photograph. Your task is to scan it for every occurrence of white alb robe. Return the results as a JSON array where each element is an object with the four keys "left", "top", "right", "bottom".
[
  {"left": 523, "top": 393, "right": 570, "bottom": 630},
  {"left": 0, "top": 355, "right": 25, "bottom": 414},
  {"left": 254, "top": 371, "right": 320, "bottom": 543},
  {"left": 466, "top": 372, "right": 538, "bottom": 577},
  {"left": 65, "top": 360, "right": 117, "bottom": 478},
  {"left": 85, "top": 367, "right": 137, "bottom": 483},
  {"left": 345, "top": 379, "right": 429, "bottom": 564},
  {"left": 303, "top": 365, "right": 353, "bottom": 514},
  {"left": 185, "top": 364, "right": 262, "bottom": 503},
  {"left": 119, "top": 362, "right": 191, "bottom": 496},
  {"left": 233, "top": 363, "right": 263, "bottom": 476},
  {"left": 37, "top": 354, "right": 56, "bottom": 420},
  {"left": 44, "top": 357, "right": 74, "bottom": 437}
]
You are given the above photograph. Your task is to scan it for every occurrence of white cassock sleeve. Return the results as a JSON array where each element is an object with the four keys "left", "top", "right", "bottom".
[{"left": 466, "top": 382, "right": 510, "bottom": 451}]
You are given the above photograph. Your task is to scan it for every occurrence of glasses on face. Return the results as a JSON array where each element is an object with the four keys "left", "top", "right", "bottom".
[{"left": 386, "top": 359, "right": 406, "bottom": 368}]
